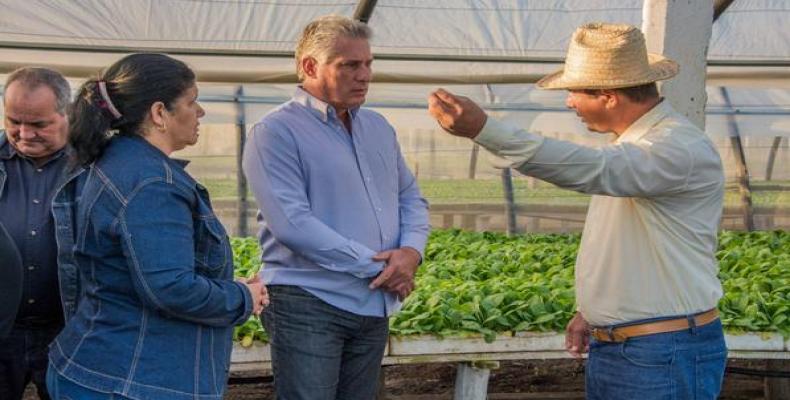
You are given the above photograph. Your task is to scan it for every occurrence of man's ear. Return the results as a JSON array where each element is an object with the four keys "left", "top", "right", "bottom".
[
  {"left": 302, "top": 57, "right": 319, "bottom": 79},
  {"left": 601, "top": 90, "right": 619, "bottom": 109}
]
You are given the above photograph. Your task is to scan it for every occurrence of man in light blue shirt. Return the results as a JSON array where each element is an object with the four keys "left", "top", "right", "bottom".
[{"left": 242, "top": 15, "right": 429, "bottom": 400}]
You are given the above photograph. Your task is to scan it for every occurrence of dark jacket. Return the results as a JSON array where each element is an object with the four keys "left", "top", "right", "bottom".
[
  {"left": 0, "top": 221, "right": 22, "bottom": 337},
  {"left": 0, "top": 131, "right": 78, "bottom": 337}
]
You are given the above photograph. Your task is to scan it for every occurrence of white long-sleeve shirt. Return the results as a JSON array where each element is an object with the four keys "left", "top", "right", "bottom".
[{"left": 475, "top": 100, "right": 724, "bottom": 326}]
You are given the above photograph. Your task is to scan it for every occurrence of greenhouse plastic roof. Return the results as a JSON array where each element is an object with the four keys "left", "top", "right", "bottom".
[{"left": 0, "top": 0, "right": 788, "bottom": 84}]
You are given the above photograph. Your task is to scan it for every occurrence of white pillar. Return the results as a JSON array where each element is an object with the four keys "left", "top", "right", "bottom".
[
  {"left": 642, "top": 0, "right": 714, "bottom": 130},
  {"left": 454, "top": 363, "right": 490, "bottom": 400}
]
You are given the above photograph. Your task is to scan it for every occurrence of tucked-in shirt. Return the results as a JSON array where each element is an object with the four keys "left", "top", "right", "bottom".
[
  {"left": 0, "top": 140, "right": 68, "bottom": 326},
  {"left": 475, "top": 100, "right": 724, "bottom": 326},
  {"left": 242, "top": 88, "right": 430, "bottom": 318}
]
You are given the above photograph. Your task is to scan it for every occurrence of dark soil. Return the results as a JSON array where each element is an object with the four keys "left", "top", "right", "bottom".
[
  {"left": 225, "top": 358, "right": 771, "bottom": 399},
  {"left": 23, "top": 359, "right": 774, "bottom": 399}
]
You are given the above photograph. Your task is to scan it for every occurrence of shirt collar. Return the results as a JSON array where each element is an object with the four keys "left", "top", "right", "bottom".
[
  {"left": 120, "top": 135, "right": 190, "bottom": 168},
  {"left": 292, "top": 87, "right": 360, "bottom": 124},
  {"left": 172, "top": 158, "right": 190, "bottom": 168},
  {"left": 0, "top": 139, "right": 69, "bottom": 165},
  {"left": 616, "top": 98, "right": 672, "bottom": 144},
  {"left": 0, "top": 139, "right": 14, "bottom": 161}
]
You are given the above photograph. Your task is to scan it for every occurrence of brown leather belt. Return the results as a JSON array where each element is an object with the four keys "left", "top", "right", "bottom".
[{"left": 590, "top": 309, "right": 719, "bottom": 343}]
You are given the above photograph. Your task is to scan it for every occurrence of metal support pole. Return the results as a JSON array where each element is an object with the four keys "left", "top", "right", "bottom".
[
  {"left": 765, "top": 136, "right": 783, "bottom": 181},
  {"left": 720, "top": 87, "right": 755, "bottom": 231},
  {"left": 468, "top": 143, "right": 479, "bottom": 179},
  {"left": 501, "top": 168, "right": 517, "bottom": 236},
  {"left": 713, "top": 0, "right": 737, "bottom": 22},
  {"left": 235, "top": 86, "right": 249, "bottom": 237},
  {"left": 482, "top": 83, "right": 517, "bottom": 234},
  {"left": 353, "top": 0, "right": 378, "bottom": 23},
  {"left": 429, "top": 130, "right": 436, "bottom": 179}
]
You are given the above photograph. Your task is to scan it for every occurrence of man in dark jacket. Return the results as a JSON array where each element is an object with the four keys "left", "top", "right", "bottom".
[{"left": 0, "top": 67, "right": 72, "bottom": 400}]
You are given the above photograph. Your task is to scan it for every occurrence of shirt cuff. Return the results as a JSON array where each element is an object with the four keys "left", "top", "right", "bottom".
[
  {"left": 234, "top": 281, "right": 254, "bottom": 323},
  {"left": 348, "top": 242, "right": 387, "bottom": 279},
  {"left": 400, "top": 236, "right": 427, "bottom": 263},
  {"left": 359, "top": 260, "right": 386, "bottom": 279}
]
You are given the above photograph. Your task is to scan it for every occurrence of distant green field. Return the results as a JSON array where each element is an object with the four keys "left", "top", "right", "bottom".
[{"left": 201, "top": 178, "right": 790, "bottom": 209}]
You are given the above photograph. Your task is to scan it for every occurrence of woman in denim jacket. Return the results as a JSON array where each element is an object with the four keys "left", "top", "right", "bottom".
[{"left": 47, "top": 53, "right": 268, "bottom": 400}]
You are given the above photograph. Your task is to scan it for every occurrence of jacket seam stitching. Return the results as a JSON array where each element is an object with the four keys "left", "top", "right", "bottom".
[
  {"left": 118, "top": 214, "right": 230, "bottom": 325},
  {"left": 94, "top": 167, "right": 128, "bottom": 206},
  {"left": 194, "top": 325, "right": 201, "bottom": 397},
  {"left": 53, "top": 349, "right": 219, "bottom": 396},
  {"left": 69, "top": 295, "right": 101, "bottom": 364},
  {"left": 124, "top": 308, "right": 148, "bottom": 394},
  {"left": 78, "top": 170, "right": 103, "bottom": 250}
]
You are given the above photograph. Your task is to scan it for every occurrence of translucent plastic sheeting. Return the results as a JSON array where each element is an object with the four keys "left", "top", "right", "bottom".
[
  {"left": 1, "top": 0, "right": 789, "bottom": 85},
  {"left": 1, "top": 0, "right": 786, "bottom": 62}
]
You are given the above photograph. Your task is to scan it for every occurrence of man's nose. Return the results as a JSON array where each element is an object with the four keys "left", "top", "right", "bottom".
[
  {"left": 565, "top": 94, "right": 575, "bottom": 109},
  {"left": 357, "top": 65, "right": 372, "bottom": 82},
  {"left": 19, "top": 124, "right": 37, "bottom": 139}
]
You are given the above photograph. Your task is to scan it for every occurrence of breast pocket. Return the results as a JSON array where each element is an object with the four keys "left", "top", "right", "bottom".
[{"left": 194, "top": 215, "right": 232, "bottom": 277}]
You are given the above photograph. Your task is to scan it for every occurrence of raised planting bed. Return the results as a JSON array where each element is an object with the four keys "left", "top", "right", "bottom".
[
  {"left": 232, "top": 229, "right": 790, "bottom": 347},
  {"left": 229, "top": 230, "right": 790, "bottom": 398}
]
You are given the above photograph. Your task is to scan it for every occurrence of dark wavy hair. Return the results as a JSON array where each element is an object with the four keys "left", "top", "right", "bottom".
[{"left": 69, "top": 53, "right": 196, "bottom": 165}]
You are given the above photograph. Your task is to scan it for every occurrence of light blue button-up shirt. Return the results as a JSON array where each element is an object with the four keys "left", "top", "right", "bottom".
[{"left": 242, "top": 88, "right": 430, "bottom": 317}]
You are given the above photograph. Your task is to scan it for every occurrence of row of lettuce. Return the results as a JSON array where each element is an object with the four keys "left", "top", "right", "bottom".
[{"left": 232, "top": 229, "right": 790, "bottom": 345}]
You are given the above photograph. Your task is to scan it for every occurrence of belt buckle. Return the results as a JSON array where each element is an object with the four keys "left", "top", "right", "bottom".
[{"left": 592, "top": 327, "right": 627, "bottom": 342}]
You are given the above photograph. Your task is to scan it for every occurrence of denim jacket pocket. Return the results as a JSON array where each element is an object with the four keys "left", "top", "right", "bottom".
[{"left": 195, "top": 215, "right": 231, "bottom": 277}]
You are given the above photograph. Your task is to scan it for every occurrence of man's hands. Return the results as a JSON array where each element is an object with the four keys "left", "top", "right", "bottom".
[
  {"left": 241, "top": 275, "right": 270, "bottom": 316},
  {"left": 565, "top": 312, "right": 591, "bottom": 358},
  {"left": 369, "top": 247, "right": 422, "bottom": 301},
  {"left": 427, "top": 89, "right": 488, "bottom": 139}
]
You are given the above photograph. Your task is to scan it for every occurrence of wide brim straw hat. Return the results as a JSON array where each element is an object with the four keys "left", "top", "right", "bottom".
[{"left": 537, "top": 23, "right": 679, "bottom": 90}]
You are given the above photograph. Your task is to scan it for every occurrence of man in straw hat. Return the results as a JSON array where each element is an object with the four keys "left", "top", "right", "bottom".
[{"left": 428, "top": 23, "right": 726, "bottom": 399}]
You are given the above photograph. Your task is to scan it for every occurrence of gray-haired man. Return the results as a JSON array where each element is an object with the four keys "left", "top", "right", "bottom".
[
  {"left": 1, "top": 67, "right": 73, "bottom": 400},
  {"left": 243, "top": 15, "right": 430, "bottom": 399}
]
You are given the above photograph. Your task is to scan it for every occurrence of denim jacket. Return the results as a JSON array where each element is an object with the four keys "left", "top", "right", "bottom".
[
  {"left": 48, "top": 135, "right": 252, "bottom": 400},
  {"left": 0, "top": 131, "right": 80, "bottom": 322}
]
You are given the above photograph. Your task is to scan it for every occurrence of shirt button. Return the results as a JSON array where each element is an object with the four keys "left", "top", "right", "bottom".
[
  {"left": 33, "top": 199, "right": 41, "bottom": 204},
  {"left": 28, "top": 299, "right": 35, "bottom": 304},
  {"left": 376, "top": 208, "right": 382, "bottom": 212},
  {"left": 36, "top": 168, "right": 43, "bottom": 173},
  {"left": 28, "top": 265, "right": 35, "bottom": 271},
  {"left": 30, "top": 230, "right": 37, "bottom": 236}
]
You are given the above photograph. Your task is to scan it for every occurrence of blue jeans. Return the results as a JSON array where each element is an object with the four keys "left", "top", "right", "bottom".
[
  {"left": 0, "top": 324, "right": 60, "bottom": 400},
  {"left": 263, "top": 285, "right": 389, "bottom": 400},
  {"left": 586, "top": 319, "right": 727, "bottom": 400},
  {"left": 46, "top": 366, "right": 131, "bottom": 400}
]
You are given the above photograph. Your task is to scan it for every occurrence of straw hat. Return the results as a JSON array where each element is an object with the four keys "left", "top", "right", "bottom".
[{"left": 537, "top": 23, "right": 679, "bottom": 90}]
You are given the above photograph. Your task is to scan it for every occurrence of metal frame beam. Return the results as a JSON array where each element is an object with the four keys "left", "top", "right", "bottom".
[
  {"left": 353, "top": 0, "right": 378, "bottom": 23},
  {"left": 714, "top": 0, "right": 737, "bottom": 22}
]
